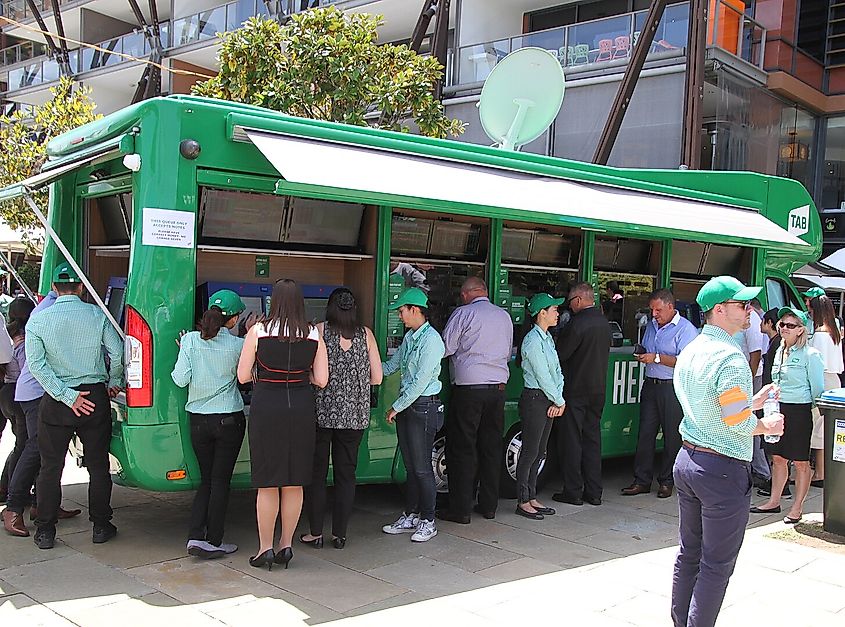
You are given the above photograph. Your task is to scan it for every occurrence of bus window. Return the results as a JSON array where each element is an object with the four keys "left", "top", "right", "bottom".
[
  {"left": 671, "top": 241, "right": 752, "bottom": 328},
  {"left": 388, "top": 210, "right": 488, "bottom": 354},
  {"left": 500, "top": 222, "right": 581, "bottom": 347},
  {"left": 595, "top": 236, "right": 661, "bottom": 344},
  {"left": 85, "top": 192, "right": 132, "bottom": 306},
  {"left": 766, "top": 277, "right": 801, "bottom": 311}
]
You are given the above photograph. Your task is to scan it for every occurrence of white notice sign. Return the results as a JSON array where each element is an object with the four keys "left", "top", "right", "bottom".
[
  {"left": 834, "top": 419, "right": 845, "bottom": 463},
  {"left": 142, "top": 208, "right": 195, "bottom": 248}
]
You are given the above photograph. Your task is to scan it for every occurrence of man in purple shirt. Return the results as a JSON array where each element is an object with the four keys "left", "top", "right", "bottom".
[
  {"left": 622, "top": 289, "right": 698, "bottom": 499},
  {"left": 436, "top": 277, "right": 513, "bottom": 523},
  {"left": 2, "top": 291, "right": 80, "bottom": 538}
]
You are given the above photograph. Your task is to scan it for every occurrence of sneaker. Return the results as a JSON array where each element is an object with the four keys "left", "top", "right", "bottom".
[
  {"left": 187, "top": 539, "right": 228, "bottom": 559},
  {"left": 33, "top": 526, "right": 55, "bottom": 550},
  {"left": 411, "top": 519, "right": 437, "bottom": 542},
  {"left": 382, "top": 512, "right": 420, "bottom": 534},
  {"left": 92, "top": 522, "right": 117, "bottom": 544}
]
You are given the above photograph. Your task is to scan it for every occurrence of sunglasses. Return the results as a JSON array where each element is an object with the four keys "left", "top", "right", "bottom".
[
  {"left": 778, "top": 321, "right": 801, "bottom": 330},
  {"left": 722, "top": 300, "right": 752, "bottom": 310},
  {"left": 567, "top": 295, "right": 581, "bottom": 305}
]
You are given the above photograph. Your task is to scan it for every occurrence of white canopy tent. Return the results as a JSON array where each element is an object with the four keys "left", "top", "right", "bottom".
[
  {"left": 793, "top": 254, "right": 845, "bottom": 317},
  {"left": 0, "top": 220, "right": 42, "bottom": 295}
]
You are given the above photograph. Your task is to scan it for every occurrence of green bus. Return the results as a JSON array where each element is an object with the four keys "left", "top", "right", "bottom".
[{"left": 0, "top": 95, "right": 821, "bottom": 495}]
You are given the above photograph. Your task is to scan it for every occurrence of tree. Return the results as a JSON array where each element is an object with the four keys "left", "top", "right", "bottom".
[
  {"left": 193, "top": 7, "right": 464, "bottom": 138},
  {"left": 0, "top": 76, "right": 100, "bottom": 233}
]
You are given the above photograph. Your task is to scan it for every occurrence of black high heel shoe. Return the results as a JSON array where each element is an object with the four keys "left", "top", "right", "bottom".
[
  {"left": 299, "top": 534, "right": 323, "bottom": 548},
  {"left": 332, "top": 537, "right": 346, "bottom": 550},
  {"left": 274, "top": 547, "right": 293, "bottom": 569},
  {"left": 249, "top": 549, "right": 275, "bottom": 571}
]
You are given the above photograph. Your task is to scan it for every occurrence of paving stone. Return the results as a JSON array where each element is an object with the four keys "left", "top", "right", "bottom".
[
  {"left": 579, "top": 528, "right": 677, "bottom": 556},
  {"left": 56, "top": 592, "right": 220, "bottom": 627},
  {"left": 365, "top": 556, "right": 494, "bottom": 598},
  {"left": 602, "top": 592, "right": 674, "bottom": 626},
  {"left": 0, "top": 578, "right": 20, "bottom": 598},
  {"left": 0, "top": 531, "right": 77, "bottom": 568},
  {"left": 0, "top": 593, "right": 76, "bottom": 624},
  {"left": 127, "top": 557, "right": 282, "bottom": 606},
  {"left": 0, "top": 553, "right": 153, "bottom": 609},
  {"left": 342, "top": 591, "right": 431, "bottom": 617},
  {"left": 473, "top": 556, "right": 561, "bottom": 584},
  {"left": 794, "top": 556, "right": 845, "bottom": 588},
  {"left": 207, "top": 594, "right": 343, "bottom": 625},
  {"left": 60, "top": 527, "right": 186, "bottom": 569}
]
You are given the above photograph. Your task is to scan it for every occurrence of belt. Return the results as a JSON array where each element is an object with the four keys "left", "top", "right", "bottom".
[
  {"left": 414, "top": 394, "right": 440, "bottom": 402},
  {"left": 645, "top": 377, "right": 674, "bottom": 385},
  {"left": 682, "top": 440, "right": 735, "bottom": 460},
  {"left": 457, "top": 384, "right": 506, "bottom": 391}
]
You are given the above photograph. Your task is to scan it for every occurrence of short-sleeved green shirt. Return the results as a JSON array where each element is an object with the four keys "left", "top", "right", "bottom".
[{"left": 673, "top": 324, "right": 757, "bottom": 461}]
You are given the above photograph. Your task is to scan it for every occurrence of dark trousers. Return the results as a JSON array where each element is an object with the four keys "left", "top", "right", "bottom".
[
  {"left": 445, "top": 386, "right": 505, "bottom": 516},
  {"left": 633, "top": 379, "right": 683, "bottom": 487},
  {"left": 557, "top": 393, "right": 604, "bottom": 500},
  {"left": 0, "top": 384, "right": 27, "bottom": 497},
  {"left": 305, "top": 427, "right": 365, "bottom": 539},
  {"left": 672, "top": 446, "right": 752, "bottom": 627},
  {"left": 36, "top": 384, "right": 112, "bottom": 529},
  {"left": 516, "top": 389, "right": 554, "bottom": 504},
  {"left": 188, "top": 411, "right": 245, "bottom": 546},
  {"left": 396, "top": 396, "right": 443, "bottom": 521},
  {"left": 6, "top": 398, "right": 42, "bottom": 513}
]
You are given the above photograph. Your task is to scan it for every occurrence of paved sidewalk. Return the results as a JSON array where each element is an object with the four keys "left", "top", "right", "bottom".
[{"left": 1, "top": 426, "right": 843, "bottom": 626}]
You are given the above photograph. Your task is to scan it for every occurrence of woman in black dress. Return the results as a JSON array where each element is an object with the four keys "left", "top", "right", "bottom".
[{"left": 238, "top": 279, "right": 328, "bottom": 570}]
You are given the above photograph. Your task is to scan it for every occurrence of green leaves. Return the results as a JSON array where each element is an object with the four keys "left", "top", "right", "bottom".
[
  {"left": 0, "top": 76, "right": 100, "bottom": 233},
  {"left": 192, "top": 7, "right": 465, "bottom": 139}
]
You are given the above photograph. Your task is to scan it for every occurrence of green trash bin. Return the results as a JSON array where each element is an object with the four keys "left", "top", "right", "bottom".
[{"left": 816, "top": 390, "right": 845, "bottom": 536}]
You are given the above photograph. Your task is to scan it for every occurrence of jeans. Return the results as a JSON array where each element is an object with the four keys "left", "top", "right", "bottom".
[
  {"left": 36, "top": 385, "right": 112, "bottom": 528},
  {"left": 633, "top": 379, "right": 683, "bottom": 487},
  {"left": 188, "top": 411, "right": 245, "bottom": 546},
  {"left": 305, "top": 427, "right": 365, "bottom": 539},
  {"left": 672, "top": 445, "right": 752, "bottom": 627},
  {"left": 396, "top": 396, "right": 443, "bottom": 521},
  {"left": 0, "top": 384, "right": 27, "bottom": 497},
  {"left": 516, "top": 389, "right": 554, "bottom": 504},
  {"left": 6, "top": 398, "right": 42, "bottom": 514}
]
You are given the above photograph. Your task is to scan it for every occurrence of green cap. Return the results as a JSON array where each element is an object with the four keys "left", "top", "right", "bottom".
[
  {"left": 52, "top": 262, "right": 81, "bottom": 284},
  {"left": 388, "top": 287, "right": 428, "bottom": 310},
  {"left": 777, "top": 306, "right": 810, "bottom": 327},
  {"left": 696, "top": 276, "right": 761, "bottom": 312},
  {"left": 802, "top": 287, "right": 825, "bottom": 299},
  {"left": 208, "top": 289, "right": 246, "bottom": 317},
  {"left": 527, "top": 293, "right": 565, "bottom": 316}
]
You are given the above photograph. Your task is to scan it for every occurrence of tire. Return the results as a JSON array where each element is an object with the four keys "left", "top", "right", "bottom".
[
  {"left": 431, "top": 431, "right": 449, "bottom": 494},
  {"left": 499, "top": 423, "right": 553, "bottom": 499}
]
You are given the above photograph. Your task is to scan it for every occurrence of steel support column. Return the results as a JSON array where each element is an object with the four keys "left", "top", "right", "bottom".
[{"left": 681, "top": 0, "right": 707, "bottom": 169}]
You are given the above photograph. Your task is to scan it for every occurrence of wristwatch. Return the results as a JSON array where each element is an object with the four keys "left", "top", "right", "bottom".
[{"left": 654, "top": 353, "right": 661, "bottom": 364}]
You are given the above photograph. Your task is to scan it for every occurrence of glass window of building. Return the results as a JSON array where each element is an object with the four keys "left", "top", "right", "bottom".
[
  {"left": 777, "top": 106, "right": 816, "bottom": 196},
  {"left": 821, "top": 116, "right": 845, "bottom": 212}
]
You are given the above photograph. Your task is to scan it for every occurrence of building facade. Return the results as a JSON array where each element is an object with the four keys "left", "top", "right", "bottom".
[{"left": 1, "top": 0, "right": 843, "bottom": 254}]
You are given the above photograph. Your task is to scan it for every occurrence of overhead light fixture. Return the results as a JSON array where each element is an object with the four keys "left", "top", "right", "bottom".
[{"left": 780, "top": 130, "right": 809, "bottom": 162}]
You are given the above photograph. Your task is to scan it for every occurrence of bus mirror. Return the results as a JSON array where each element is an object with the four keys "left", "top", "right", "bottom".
[{"left": 123, "top": 154, "right": 141, "bottom": 172}]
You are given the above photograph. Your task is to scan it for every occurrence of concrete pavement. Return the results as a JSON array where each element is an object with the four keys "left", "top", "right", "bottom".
[{"left": 1, "top": 424, "right": 843, "bottom": 626}]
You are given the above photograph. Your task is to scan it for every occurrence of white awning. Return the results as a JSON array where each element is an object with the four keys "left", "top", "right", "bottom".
[
  {"left": 246, "top": 130, "right": 810, "bottom": 250},
  {"left": 821, "top": 249, "right": 845, "bottom": 274},
  {"left": 793, "top": 275, "right": 845, "bottom": 292}
]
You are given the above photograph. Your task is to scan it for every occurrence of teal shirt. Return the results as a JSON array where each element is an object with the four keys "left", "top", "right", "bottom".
[
  {"left": 382, "top": 322, "right": 444, "bottom": 413},
  {"left": 25, "top": 294, "right": 124, "bottom": 407},
  {"left": 171, "top": 328, "right": 245, "bottom": 414},
  {"left": 770, "top": 343, "right": 825, "bottom": 405},
  {"left": 673, "top": 324, "right": 757, "bottom": 461},
  {"left": 521, "top": 325, "right": 564, "bottom": 406}
]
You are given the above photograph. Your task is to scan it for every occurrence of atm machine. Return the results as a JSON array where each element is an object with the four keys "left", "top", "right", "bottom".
[{"left": 104, "top": 277, "right": 128, "bottom": 327}]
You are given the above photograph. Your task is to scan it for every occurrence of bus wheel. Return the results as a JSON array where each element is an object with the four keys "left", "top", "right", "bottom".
[
  {"left": 431, "top": 431, "right": 449, "bottom": 494},
  {"left": 499, "top": 424, "right": 551, "bottom": 499}
]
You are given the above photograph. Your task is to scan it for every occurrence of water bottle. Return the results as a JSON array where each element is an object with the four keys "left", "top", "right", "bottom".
[{"left": 763, "top": 390, "right": 780, "bottom": 444}]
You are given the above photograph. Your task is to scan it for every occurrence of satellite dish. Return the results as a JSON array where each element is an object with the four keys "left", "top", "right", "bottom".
[{"left": 478, "top": 47, "right": 566, "bottom": 151}]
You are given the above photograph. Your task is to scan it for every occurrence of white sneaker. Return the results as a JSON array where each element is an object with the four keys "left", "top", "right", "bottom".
[
  {"left": 411, "top": 519, "right": 437, "bottom": 542},
  {"left": 382, "top": 512, "right": 420, "bottom": 534},
  {"left": 187, "top": 539, "right": 226, "bottom": 559},
  {"left": 216, "top": 542, "right": 238, "bottom": 554}
]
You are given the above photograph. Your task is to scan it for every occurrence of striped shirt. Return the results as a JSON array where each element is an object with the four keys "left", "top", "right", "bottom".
[
  {"left": 383, "top": 322, "right": 444, "bottom": 413},
  {"left": 673, "top": 324, "right": 757, "bottom": 461},
  {"left": 25, "top": 294, "right": 124, "bottom": 407},
  {"left": 521, "top": 325, "right": 564, "bottom": 406},
  {"left": 171, "top": 328, "right": 245, "bottom": 414}
]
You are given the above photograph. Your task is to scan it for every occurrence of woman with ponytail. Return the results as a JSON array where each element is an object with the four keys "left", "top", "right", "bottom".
[{"left": 172, "top": 289, "right": 252, "bottom": 559}]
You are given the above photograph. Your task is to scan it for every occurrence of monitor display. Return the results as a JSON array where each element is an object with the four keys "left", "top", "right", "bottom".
[
  {"left": 391, "top": 215, "right": 432, "bottom": 254},
  {"left": 501, "top": 228, "right": 532, "bottom": 262},
  {"left": 304, "top": 298, "right": 327, "bottom": 324},
  {"left": 530, "top": 232, "right": 579, "bottom": 266},
  {"left": 285, "top": 198, "right": 363, "bottom": 247},
  {"left": 200, "top": 188, "right": 285, "bottom": 242},
  {"left": 430, "top": 221, "right": 480, "bottom": 257},
  {"left": 104, "top": 277, "right": 127, "bottom": 326}
]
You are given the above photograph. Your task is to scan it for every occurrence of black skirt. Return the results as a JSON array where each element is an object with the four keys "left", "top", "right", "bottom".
[{"left": 766, "top": 402, "right": 812, "bottom": 462}]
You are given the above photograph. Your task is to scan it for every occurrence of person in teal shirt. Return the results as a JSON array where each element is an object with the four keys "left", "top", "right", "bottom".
[
  {"left": 172, "top": 289, "right": 253, "bottom": 559},
  {"left": 381, "top": 287, "right": 444, "bottom": 543},
  {"left": 751, "top": 307, "right": 825, "bottom": 525},
  {"left": 516, "top": 293, "right": 566, "bottom": 520}
]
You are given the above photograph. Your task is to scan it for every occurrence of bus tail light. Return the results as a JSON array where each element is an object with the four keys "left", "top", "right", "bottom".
[{"left": 125, "top": 306, "right": 153, "bottom": 407}]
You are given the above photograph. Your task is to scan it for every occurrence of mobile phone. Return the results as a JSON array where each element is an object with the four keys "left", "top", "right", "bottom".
[{"left": 633, "top": 343, "right": 646, "bottom": 355}]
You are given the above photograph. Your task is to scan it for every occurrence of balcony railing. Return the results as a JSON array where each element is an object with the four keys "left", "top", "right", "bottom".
[
  {"left": 709, "top": 0, "right": 766, "bottom": 69},
  {"left": 455, "top": 2, "right": 690, "bottom": 86},
  {"left": 0, "top": 0, "right": 75, "bottom": 22},
  {"left": 0, "top": 41, "right": 48, "bottom": 67},
  {"left": 5, "top": 28, "right": 165, "bottom": 90}
]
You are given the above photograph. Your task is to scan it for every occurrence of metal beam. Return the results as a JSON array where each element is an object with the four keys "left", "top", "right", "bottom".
[
  {"left": 432, "top": 0, "right": 451, "bottom": 100},
  {"left": 681, "top": 0, "right": 707, "bottom": 169},
  {"left": 592, "top": 0, "right": 669, "bottom": 165},
  {"left": 23, "top": 0, "right": 66, "bottom": 73},
  {"left": 0, "top": 249, "right": 37, "bottom": 304},
  {"left": 410, "top": 0, "right": 437, "bottom": 52},
  {"left": 48, "top": 0, "right": 73, "bottom": 75}
]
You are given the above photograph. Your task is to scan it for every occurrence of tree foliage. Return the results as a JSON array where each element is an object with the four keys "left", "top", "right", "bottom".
[
  {"left": 0, "top": 76, "right": 100, "bottom": 232},
  {"left": 193, "top": 7, "right": 464, "bottom": 138}
]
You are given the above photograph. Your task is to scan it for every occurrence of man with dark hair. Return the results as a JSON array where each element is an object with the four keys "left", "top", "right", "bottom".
[
  {"left": 438, "top": 276, "right": 513, "bottom": 523},
  {"left": 25, "top": 263, "right": 123, "bottom": 549},
  {"left": 622, "top": 288, "right": 697, "bottom": 499},
  {"left": 553, "top": 282, "right": 610, "bottom": 506}
]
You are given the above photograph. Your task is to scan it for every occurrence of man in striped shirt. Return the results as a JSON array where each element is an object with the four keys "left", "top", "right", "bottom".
[{"left": 671, "top": 276, "right": 784, "bottom": 627}]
